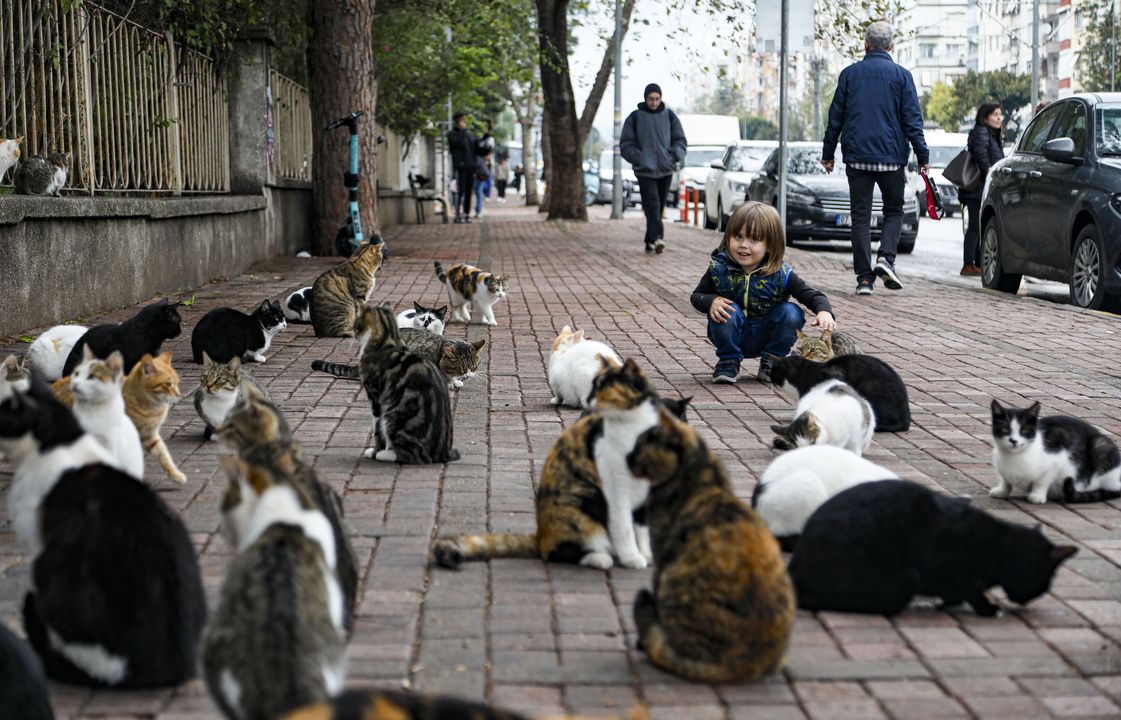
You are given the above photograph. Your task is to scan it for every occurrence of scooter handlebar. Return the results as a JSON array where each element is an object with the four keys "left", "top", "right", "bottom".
[{"left": 325, "top": 111, "right": 364, "bottom": 131}]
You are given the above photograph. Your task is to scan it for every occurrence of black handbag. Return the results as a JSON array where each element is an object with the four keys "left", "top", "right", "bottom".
[{"left": 942, "top": 149, "right": 982, "bottom": 193}]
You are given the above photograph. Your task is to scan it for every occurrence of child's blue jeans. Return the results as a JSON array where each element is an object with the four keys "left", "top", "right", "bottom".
[{"left": 707, "top": 301, "right": 805, "bottom": 368}]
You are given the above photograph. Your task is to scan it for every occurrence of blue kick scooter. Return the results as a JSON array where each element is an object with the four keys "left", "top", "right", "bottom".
[{"left": 327, "top": 111, "right": 386, "bottom": 259}]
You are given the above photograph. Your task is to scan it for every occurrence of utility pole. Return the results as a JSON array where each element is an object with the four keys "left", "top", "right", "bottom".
[
  {"left": 778, "top": 0, "right": 789, "bottom": 228},
  {"left": 1031, "top": 0, "right": 1040, "bottom": 109},
  {"left": 812, "top": 56, "right": 822, "bottom": 141},
  {"left": 611, "top": 0, "right": 623, "bottom": 219},
  {"left": 446, "top": 26, "right": 453, "bottom": 212},
  {"left": 1112, "top": 0, "right": 1117, "bottom": 92}
]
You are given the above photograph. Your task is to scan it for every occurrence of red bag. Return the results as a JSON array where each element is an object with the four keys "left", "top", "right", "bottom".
[{"left": 922, "top": 173, "right": 944, "bottom": 220}]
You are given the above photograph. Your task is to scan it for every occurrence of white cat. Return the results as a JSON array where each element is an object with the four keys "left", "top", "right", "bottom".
[
  {"left": 26, "top": 324, "right": 89, "bottom": 382},
  {"left": 547, "top": 326, "right": 623, "bottom": 409},
  {"left": 753, "top": 446, "right": 899, "bottom": 544},
  {"left": 396, "top": 302, "right": 447, "bottom": 335},
  {"left": 68, "top": 347, "right": 144, "bottom": 479},
  {"left": 770, "top": 379, "right": 875, "bottom": 456},
  {"left": 0, "top": 137, "right": 22, "bottom": 183}
]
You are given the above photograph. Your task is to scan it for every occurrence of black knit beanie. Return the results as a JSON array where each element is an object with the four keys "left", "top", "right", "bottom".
[{"left": 644, "top": 83, "right": 662, "bottom": 99}]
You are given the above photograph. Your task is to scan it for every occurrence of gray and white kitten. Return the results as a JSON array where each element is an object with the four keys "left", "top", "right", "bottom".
[
  {"left": 14, "top": 152, "right": 69, "bottom": 196},
  {"left": 990, "top": 399, "right": 1121, "bottom": 504},
  {"left": 193, "top": 354, "right": 272, "bottom": 441},
  {"left": 283, "top": 287, "right": 313, "bottom": 324},
  {"left": 1, "top": 355, "right": 32, "bottom": 402},
  {"left": 771, "top": 379, "right": 875, "bottom": 456},
  {"left": 396, "top": 302, "right": 447, "bottom": 335}
]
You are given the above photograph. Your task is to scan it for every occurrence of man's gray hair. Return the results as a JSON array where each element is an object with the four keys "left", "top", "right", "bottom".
[{"left": 865, "top": 21, "right": 893, "bottom": 51}]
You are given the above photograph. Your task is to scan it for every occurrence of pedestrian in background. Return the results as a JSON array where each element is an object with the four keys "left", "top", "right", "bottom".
[
  {"left": 621, "top": 83, "right": 687, "bottom": 254},
  {"left": 495, "top": 155, "right": 510, "bottom": 202},
  {"left": 821, "top": 20, "right": 929, "bottom": 296},
  {"left": 446, "top": 113, "right": 493, "bottom": 224},
  {"left": 474, "top": 154, "right": 492, "bottom": 219},
  {"left": 512, "top": 164, "right": 523, "bottom": 194},
  {"left": 959, "top": 103, "right": 1005, "bottom": 277}
]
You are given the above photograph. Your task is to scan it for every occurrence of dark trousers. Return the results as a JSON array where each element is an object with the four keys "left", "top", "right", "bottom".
[
  {"left": 707, "top": 302, "right": 806, "bottom": 367},
  {"left": 456, "top": 168, "right": 475, "bottom": 218},
  {"left": 496, "top": 180, "right": 507, "bottom": 198},
  {"left": 638, "top": 174, "right": 672, "bottom": 245},
  {"left": 846, "top": 166, "right": 906, "bottom": 282},
  {"left": 963, "top": 195, "right": 982, "bottom": 265}
]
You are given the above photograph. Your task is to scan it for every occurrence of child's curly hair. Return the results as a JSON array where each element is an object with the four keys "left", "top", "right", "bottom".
[{"left": 719, "top": 201, "right": 787, "bottom": 275}]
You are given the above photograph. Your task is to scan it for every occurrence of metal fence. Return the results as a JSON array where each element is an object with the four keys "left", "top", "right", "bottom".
[
  {"left": 0, "top": 0, "right": 229, "bottom": 194},
  {"left": 270, "top": 70, "right": 311, "bottom": 182}
]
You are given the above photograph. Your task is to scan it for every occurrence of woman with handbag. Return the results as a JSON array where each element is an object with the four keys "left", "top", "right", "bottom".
[{"left": 959, "top": 103, "right": 1005, "bottom": 276}]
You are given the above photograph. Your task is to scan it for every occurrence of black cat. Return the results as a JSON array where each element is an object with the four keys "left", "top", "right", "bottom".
[
  {"left": 788, "top": 480, "right": 1078, "bottom": 617},
  {"left": 191, "top": 299, "right": 288, "bottom": 364},
  {"left": 0, "top": 622, "right": 54, "bottom": 720},
  {"left": 766, "top": 353, "right": 911, "bottom": 432},
  {"left": 61, "top": 298, "right": 182, "bottom": 376}
]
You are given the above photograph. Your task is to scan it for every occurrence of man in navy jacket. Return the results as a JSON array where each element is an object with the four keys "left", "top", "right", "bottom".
[{"left": 821, "top": 21, "right": 929, "bottom": 295}]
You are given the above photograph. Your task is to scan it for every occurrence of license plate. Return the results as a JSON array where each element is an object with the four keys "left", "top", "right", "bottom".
[{"left": 835, "top": 214, "right": 850, "bottom": 226}]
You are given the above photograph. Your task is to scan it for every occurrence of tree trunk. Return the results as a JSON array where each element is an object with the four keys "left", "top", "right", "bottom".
[
  {"left": 535, "top": 0, "right": 586, "bottom": 221},
  {"left": 538, "top": 110, "right": 551, "bottom": 213},
  {"left": 576, "top": 0, "right": 636, "bottom": 148},
  {"left": 520, "top": 110, "right": 539, "bottom": 206},
  {"left": 308, "top": 0, "right": 380, "bottom": 256}
]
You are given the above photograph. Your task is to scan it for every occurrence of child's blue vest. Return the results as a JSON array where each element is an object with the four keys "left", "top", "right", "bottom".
[{"left": 707, "top": 250, "right": 792, "bottom": 320}]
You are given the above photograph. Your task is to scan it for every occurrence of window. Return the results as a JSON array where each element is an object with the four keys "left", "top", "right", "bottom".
[
  {"left": 920, "top": 43, "right": 937, "bottom": 59},
  {"left": 1097, "top": 104, "right": 1121, "bottom": 156},
  {"left": 1050, "top": 101, "right": 1087, "bottom": 156},
  {"left": 1017, "top": 102, "right": 1066, "bottom": 153}
]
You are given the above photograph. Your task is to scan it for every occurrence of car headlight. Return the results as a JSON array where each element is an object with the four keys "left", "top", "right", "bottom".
[
  {"left": 729, "top": 181, "right": 749, "bottom": 194},
  {"left": 787, "top": 190, "right": 817, "bottom": 206},
  {"left": 1111, "top": 193, "right": 1121, "bottom": 214}
]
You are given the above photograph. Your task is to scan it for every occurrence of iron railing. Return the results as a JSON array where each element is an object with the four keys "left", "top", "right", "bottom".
[
  {"left": 0, "top": 0, "right": 229, "bottom": 194},
  {"left": 270, "top": 70, "right": 311, "bottom": 182}
]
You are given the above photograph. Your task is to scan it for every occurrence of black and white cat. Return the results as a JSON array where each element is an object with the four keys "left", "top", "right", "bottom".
[
  {"left": 0, "top": 622, "right": 54, "bottom": 720},
  {"left": 990, "top": 399, "right": 1121, "bottom": 504},
  {"left": 767, "top": 353, "right": 911, "bottom": 433},
  {"left": 191, "top": 299, "right": 288, "bottom": 365},
  {"left": 770, "top": 379, "right": 875, "bottom": 455},
  {"left": 283, "top": 287, "right": 313, "bottom": 324},
  {"left": 396, "top": 301, "right": 447, "bottom": 335},
  {"left": 1, "top": 382, "right": 207, "bottom": 687},
  {"left": 789, "top": 480, "right": 1078, "bottom": 617},
  {"left": 752, "top": 445, "right": 898, "bottom": 549}
]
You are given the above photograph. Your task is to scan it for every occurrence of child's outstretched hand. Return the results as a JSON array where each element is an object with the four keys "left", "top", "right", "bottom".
[{"left": 810, "top": 311, "right": 837, "bottom": 331}]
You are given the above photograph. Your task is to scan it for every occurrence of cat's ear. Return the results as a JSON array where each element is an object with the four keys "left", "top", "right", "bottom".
[
  {"left": 990, "top": 398, "right": 1005, "bottom": 417},
  {"left": 596, "top": 353, "right": 617, "bottom": 371},
  {"left": 573, "top": 329, "right": 585, "bottom": 342},
  {"left": 770, "top": 423, "right": 788, "bottom": 435},
  {"left": 270, "top": 299, "right": 281, "bottom": 312},
  {"left": 443, "top": 346, "right": 457, "bottom": 358},
  {"left": 228, "top": 356, "right": 242, "bottom": 373},
  {"left": 202, "top": 351, "right": 214, "bottom": 368},
  {"left": 158, "top": 350, "right": 173, "bottom": 362},
  {"left": 1027, "top": 401, "right": 1042, "bottom": 418},
  {"left": 414, "top": 301, "right": 425, "bottom": 313},
  {"left": 105, "top": 351, "right": 124, "bottom": 377},
  {"left": 82, "top": 343, "right": 95, "bottom": 362},
  {"left": 472, "top": 339, "right": 486, "bottom": 350},
  {"left": 14, "top": 137, "right": 22, "bottom": 145},
  {"left": 560, "top": 324, "right": 572, "bottom": 335},
  {"left": 139, "top": 354, "right": 155, "bottom": 375},
  {"left": 258, "top": 300, "right": 272, "bottom": 314},
  {"left": 622, "top": 357, "right": 642, "bottom": 376},
  {"left": 820, "top": 330, "right": 833, "bottom": 343},
  {"left": 1050, "top": 545, "right": 1078, "bottom": 566},
  {"left": 435, "top": 305, "right": 448, "bottom": 319}
]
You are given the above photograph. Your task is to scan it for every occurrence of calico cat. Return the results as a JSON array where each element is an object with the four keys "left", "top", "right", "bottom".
[
  {"left": 770, "top": 379, "right": 875, "bottom": 455},
  {"left": 752, "top": 445, "right": 899, "bottom": 550},
  {"left": 216, "top": 381, "right": 359, "bottom": 635},
  {"left": 0, "top": 384, "right": 206, "bottom": 687},
  {"left": 202, "top": 457, "right": 347, "bottom": 720},
  {"left": 433, "top": 395, "right": 690, "bottom": 570},
  {"left": 191, "top": 299, "right": 287, "bottom": 364},
  {"left": 1, "top": 354, "right": 32, "bottom": 401},
  {"left": 355, "top": 304, "right": 460, "bottom": 464},
  {"left": 396, "top": 301, "right": 447, "bottom": 335},
  {"left": 791, "top": 329, "right": 860, "bottom": 361},
  {"left": 433, "top": 261, "right": 509, "bottom": 325},
  {"left": 284, "top": 286, "right": 314, "bottom": 323},
  {"left": 26, "top": 324, "right": 88, "bottom": 381},
  {"left": 0, "top": 136, "right": 22, "bottom": 182},
  {"left": 627, "top": 408, "right": 794, "bottom": 683},
  {"left": 311, "top": 241, "right": 384, "bottom": 338},
  {"left": 14, "top": 152, "right": 69, "bottom": 195},
  {"left": 789, "top": 480, "right": 1079, "bottom": 617},
  {"left": 548, "top": 325, "right": 623, "bottom": 408},
  {"left": 767, "top": 353, "right": 911, "bottom": 433},
  {"left": 61, "top": 297, "right": 182, "bottom": 377},
  {"left": 990, "top": 399, "right": 1121, "bottom": 504},
  {"left": 61, "top": 347, "right": 145, "bottom": 479},
  {"left": 0, "top": 621, "right": 55, "bottom": 720},
  {"left": 194, "top": 353, "right": 272, "bottom": 441},
  {"left": 312, "top": 330, "right": 485, "bottom": 390}
]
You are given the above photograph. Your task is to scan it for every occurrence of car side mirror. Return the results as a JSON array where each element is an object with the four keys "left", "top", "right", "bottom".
[
  {"left": 710, "top": 160, "right": 725, "bottom": 170},
  {"left": 1041, "top": 137, "right": 1082, "bottom": 164}
]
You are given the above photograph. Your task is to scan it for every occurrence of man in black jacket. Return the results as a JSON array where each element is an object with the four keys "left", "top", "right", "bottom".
[
  {"left": 447, "top": 113, "right": 492, "bottom": 224},
  {"left": 621, "top": 84, "right": 687, "bottom": 254}
]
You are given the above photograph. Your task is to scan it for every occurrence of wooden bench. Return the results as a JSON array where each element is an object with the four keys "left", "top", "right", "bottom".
[{"left": 408, "top": 172, "right": 449, "bottom": 224}]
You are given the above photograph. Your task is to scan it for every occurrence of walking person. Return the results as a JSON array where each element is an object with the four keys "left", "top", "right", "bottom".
[
  {"left": 474, "top": 154, "right": 492, "bottom": 219},
  {"left": 821, "top": 21, "right": 929, "bottom": 295},
  {"left": 959, "top": 103, "right": 1005, "bottom": 277},
  {"left": 447, "top": 113, "right": 492, "bottom": 224},
  {"left": 495, "top": 155, "right": 510, "bottom": 201},
  {"left": 621, "top": 83, "right": 687, "bottom": 254}
]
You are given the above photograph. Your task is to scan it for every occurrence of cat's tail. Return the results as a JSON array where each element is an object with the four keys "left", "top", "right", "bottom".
[
  {"left": 310, "top": 360, "right": 360, "bottom": 380},
  {"left": 432, "top": 533, "right": 538, "bottom": 569},
  {"left": 1063, "top": 477, "right": 1121, "bottom": 503},
  {"left": 434, "top": 260, "right": 447, "bottom": 283}
]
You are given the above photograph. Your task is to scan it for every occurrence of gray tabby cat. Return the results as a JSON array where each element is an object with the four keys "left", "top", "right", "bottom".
[
  {"left": 14, "top": 152, "right": 69, "bottom": 196},
  {"left": 791, "top": 329, "right": 860, "bottom": 362},
  {"left": 354, "top": 303, "right": 460, "bottom": 464},
  {"left": 193, "top": 353, "right": 272, "bottom": 440},
  {"left": 311, "top": 328, "right": 484, "bottom": 390},
  {"left": 202, "top": 457, "right": 347, "bottom": 720}
]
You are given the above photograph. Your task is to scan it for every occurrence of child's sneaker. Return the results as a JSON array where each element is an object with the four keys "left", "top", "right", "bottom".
[
  {"left": 712, "top": 361, "right": 741, "bottom": 384},
  {"left": 756, "top": 358, "right": 774, "bottom": 384},
  {"left": 856, "top": 278, "right": 874, "bottom": 296}
]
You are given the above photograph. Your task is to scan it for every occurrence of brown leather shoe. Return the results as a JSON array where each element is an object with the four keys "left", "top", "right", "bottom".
[{"left": 960, "top": 264, "right": 982, "bottom": 276}]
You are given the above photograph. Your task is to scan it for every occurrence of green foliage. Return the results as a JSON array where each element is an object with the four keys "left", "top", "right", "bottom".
[
  {"left": 923, "top": 81, "right": 960, "bottom": 131},
  {"left": 1077, "top": 0, "right": 1120, "bottom": 93},
  {"left": 18, "top": 335, "right": 34, "bottom": 344},
  {"left": 742, "top": 115, "right": 778, "bottom": 141},
  {"left": 948, "top": 70, "right": 1030, "bottom": 136},
  {"left": 814, "top": 0, "right": 911, "bottom": 59}
]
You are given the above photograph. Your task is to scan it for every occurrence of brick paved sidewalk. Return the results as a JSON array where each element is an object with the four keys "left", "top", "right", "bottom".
[{"left": 3, "top": 202, "right": 1121, "bottom": 719}]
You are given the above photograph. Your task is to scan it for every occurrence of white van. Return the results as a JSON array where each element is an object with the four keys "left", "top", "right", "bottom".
[
  {"left": 913, "top": 131, "right": 970, "bottom": 217},
  {"left": 675, "top": 114, "right": 741, "bottom": 204}
]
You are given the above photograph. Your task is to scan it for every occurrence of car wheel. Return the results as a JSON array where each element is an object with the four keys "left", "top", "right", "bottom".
[
  {"left": 898, "top": 241, "right": 916, "bottom": 254},
  {"left": 1070, "top": 224, "right": 1111, "bottom": 309},
  {"left": 981, "top": 218, "right": 1021, "bottom": 293},
  {"left": 716, "top": 199, "right": 726, "bottom": 233},
  {"left": 704, "top": 202, "right": 717, "bottom": 230}
]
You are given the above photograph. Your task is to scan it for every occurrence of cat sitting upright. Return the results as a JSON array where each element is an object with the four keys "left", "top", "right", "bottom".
[
  {"left": 789, "top": 480, "right": 1078, "bottom": 617},
  {"left": 990, "top": 399, "right": 1121, "bottom": 504},
  {"left": 191, "top": 299, "right": 288, "bottom": 364},
  {"left": 434, "top": 261, "right": 509, "bottom": 325},
  {"left": 13, "top": 152, "right": 69, "bottom": 195},
  {"left": 547, "top": 325, "right": 623, "bottom": 409}
]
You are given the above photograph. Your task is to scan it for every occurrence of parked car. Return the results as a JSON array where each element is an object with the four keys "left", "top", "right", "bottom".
[
  {"left": 704, "top": 140, "right": 777, "bottom": 231},
  {"left": 747, "top": 142, "right": 920, "bottom": 253},
  {"left": 912, "top": 130, "right": 971, "bottom": 217},
  {"left": 592, "top": 149, "right": 641, "bottom": 206},
  {"left": 981, "top": 93, "right": 1121, "bottom": 309},
  {"left": 677, "top": 145, "right": 727, "bottom": 205}
]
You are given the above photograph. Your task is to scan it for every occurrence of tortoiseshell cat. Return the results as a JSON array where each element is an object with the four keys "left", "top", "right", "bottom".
[
  {"left": 216, "top": 382, "right": 359, "bottom": 636},
  {"left": 628, "top": 409, "right": 795, "bottom": 683},
  {"left": 355, "top": 303, "right": 459, "bottom": 464},
  {"left": 311, "top": 241, "right": 384, "bottom": 338},
  {"left": 434, "top": 261, "right": 509, "bottom": 325},
  {"left": 312, "top": 330, "right": 484, "bottom": 390},
  {"left": 791, "top": 329, "right": 860, "bottom": 361}
]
